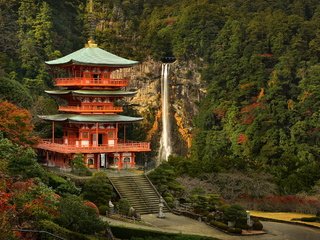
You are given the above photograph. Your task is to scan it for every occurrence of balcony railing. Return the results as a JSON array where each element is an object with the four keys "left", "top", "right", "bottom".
[
  {"left": 55, "top": 77, "right": 129, "bottom": 87},
  {"left": 58, "top": 105, "right": 123, "bottom": 113},
  {"left": 37, "top": 139, "right": 151, "bottom": 154}
]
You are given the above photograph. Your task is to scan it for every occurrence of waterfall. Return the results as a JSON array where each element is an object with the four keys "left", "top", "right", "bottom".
[{"left": 159, "top": 63, "right": 172, "bottom": 161}]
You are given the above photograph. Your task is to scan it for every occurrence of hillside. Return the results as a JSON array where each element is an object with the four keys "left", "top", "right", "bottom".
[{"left": 0, "top": 0, "right": 320, "bottom": 195}]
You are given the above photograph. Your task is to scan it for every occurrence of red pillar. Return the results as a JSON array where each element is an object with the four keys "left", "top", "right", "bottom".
[{"left": 52, "top": 121, "right": 55, "bottom": 143}]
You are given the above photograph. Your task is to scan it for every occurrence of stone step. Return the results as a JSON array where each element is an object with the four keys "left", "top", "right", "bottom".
[{"left": 108, "top": 175, "right": 169, "bottom": 215}]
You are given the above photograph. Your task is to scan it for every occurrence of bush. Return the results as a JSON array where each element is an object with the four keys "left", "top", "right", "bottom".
[
  {"left": 117, "top": 198, "right": 131, "bottom": 216},
  {"left": 82, "top": 172, "right": 113, "bottom": 207},
  {"left": 252, "top": 220, "right": 263, "bottom": 230},
  {"left": 98, "top": 205, "right": 109, "bottom": 216},
  {"left": 227, "top": 228, "right": 242, "bottom": 234},
  {"left": 223, "top": 205, "right": 247, "bottom": 225},
  {"left": 56, "top": 195, "right": 106, "bottom": 234},
  {"left": 298, "top": 217, "right": 319, "bottom": 222},
  {"left": 235, "top": 222, "right": 249, "bottom": 230},
  {"left": 47, "top": 173, "right": 67, "bottom": 188},
  {"left": 71, "top": 154, "right": 92, "bottom": 176},
  {"left": 210, "top": 221, "right": 228, "bottom": 230},
  {"left": 56, "top": 181, "right": 80, "bottom": 196},
  {"left": 38, "top": 220, "right": 90, "bottom": 240}
]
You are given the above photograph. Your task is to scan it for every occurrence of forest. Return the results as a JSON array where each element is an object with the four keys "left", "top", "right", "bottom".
[{"left": 0, "top": 0, "right": 320, "bottom": 238}]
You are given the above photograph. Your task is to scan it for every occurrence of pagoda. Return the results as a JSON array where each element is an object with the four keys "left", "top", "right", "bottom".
[{"left": 36, "top": 39, "right": 151, "bottom": 170}]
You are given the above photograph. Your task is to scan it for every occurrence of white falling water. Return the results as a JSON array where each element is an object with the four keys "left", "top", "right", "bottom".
[{"left": 159, "top": 63, "right": 172, "bottom": 161}]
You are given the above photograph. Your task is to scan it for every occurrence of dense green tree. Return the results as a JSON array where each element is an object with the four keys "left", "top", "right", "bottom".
[
  {"left": 82, "top": 172, "right": 113, "bottom": 207},
  {"left": 56, "top": 195, "right": 106, "bottom": 234},
  {"left": 0, "top": 136, "right": 46, "bottom": 180}
]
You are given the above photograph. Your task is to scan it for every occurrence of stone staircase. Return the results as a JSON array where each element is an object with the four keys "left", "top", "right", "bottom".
[{"left": 108, "top": 175, "right": 170, "bottom": 215}]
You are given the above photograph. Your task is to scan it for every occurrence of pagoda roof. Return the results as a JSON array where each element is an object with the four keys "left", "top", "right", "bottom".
[
  {"left": 45, "top": 44, "right": 138, "bottom": 67},
  {"left": 38, "top": 114, "right": 143, "bottom": 123},
  {"left": 45, "top": 90, "right": 137, "bottom": 97}
]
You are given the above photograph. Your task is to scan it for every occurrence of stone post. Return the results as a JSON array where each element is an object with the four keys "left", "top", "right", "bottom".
[{"left": 158, "top": 197, "right": 165, "bottom": 218}]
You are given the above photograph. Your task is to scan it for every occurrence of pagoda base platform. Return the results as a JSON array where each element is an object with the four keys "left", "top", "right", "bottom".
[{"left": 37, "top": 139, "right": 150, "bottom": 170}]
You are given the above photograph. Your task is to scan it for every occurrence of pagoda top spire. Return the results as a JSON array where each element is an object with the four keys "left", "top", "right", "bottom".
[{"left": 85, "top": 38, "right": 98, "bottom": 48}]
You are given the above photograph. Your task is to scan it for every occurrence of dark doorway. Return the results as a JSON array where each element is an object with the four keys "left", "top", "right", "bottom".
[
  {"left": 107, "top": 154, "right": 114, "bottom": 166},
  {"left": 98, "top": 134, "right": 103, "bottom": 145}
]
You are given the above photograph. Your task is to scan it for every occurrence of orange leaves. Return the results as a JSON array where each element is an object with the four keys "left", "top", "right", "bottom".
[
  {"left": 0, "top": 101, "right": 38, "bottom": 145},
  {"left": 84, "top": 200, "right": 99, "bottom": 215},
  {"left": 213, "top": 108, "right": 226, "bottom": 119},
  {"left": 237, "top": 133, "right": 248, "bottom": 144},
  {"left": 240, "top": 102, "right": 262, "bottom": 114}
]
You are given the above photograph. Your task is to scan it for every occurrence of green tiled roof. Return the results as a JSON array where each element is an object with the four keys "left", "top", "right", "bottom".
[
  {"left": 45, "top": 46, "right": 138, "bottom": 67},
  {"left": 45, "top": 90, "right": 137, "bottom": 97},
  {"left": 38, "top": 114, "right": 143, "bottom": 123}
]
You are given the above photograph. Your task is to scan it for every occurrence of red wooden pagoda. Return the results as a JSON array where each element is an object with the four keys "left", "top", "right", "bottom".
[{"left": 36, "top": 40, "right": 150, "bottom": 170}]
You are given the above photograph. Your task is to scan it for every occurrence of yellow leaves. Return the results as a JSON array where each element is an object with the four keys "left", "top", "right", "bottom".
[
  {"left": 268, "top": 70, "right": 279, "bottom": 87},
  {"left": 146, "top": 110, "right": 161, "bottom": 141},
  {"left": 287, "top": 99, "right": 294, "bottom": 110},
  {"left": 257, "top": 88, "right": 265, "bottom": 100},
  {"left": 299, "top": 91, "right": 312, "bottom": 102},
  {"left": 174, "top": 113, "right": 192, "bottom": 148}
]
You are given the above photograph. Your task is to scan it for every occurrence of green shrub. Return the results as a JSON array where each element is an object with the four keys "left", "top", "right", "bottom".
[
  {"left": 235, "top": 222, "right": 249, "bottom": 230},
  {"left": 38, "top": 220, "right": 90, "bottom": 240},
  {"left": 98, "top": 205, "right": 109, "bottom": 216},
  {"left": 252, "top": 220, "right": 263, "bottom": 230},
  {"left": 223, "top": 205, "right": 247, "bottom": 225},
  {"left": 56, "top": 195, "right": 106, "bottom": 234},
  {"left": 56, "top": 181, "right": 80, "bottom": 196},
  {"left": 117, "top": 198, "right": 131, "bottom": 215},
  {"left": 210, "top": 221, "right": 228, "bottom": 230},
  {"left": 227, "top": 228, "right": 242, "bottom": 234},
  {"left": 47, "top": 173, "right": 67, "bottom": 188},
  {"left": 82, "top": 172, "right": 113, "bottom": 207},
  {"left": 299, "top": 217, "right": 319, "bottom": 222},
  {"left": 164, "top": 196, "right": 174, "bottom": 208},
  {"left": 71, "top": 154, "right": 92, "bottom": 176}
]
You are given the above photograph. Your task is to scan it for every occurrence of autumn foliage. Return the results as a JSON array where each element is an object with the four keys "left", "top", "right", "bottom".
[{"left": 0, "top": 101, "right": 38, "bottom": 145}]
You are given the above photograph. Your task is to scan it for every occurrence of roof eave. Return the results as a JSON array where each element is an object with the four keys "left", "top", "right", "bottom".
[{"left": 45, "top": 59, "right": 139, "bottom": 68}]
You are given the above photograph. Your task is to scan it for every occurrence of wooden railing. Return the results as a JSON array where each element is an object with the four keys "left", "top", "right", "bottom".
[
  {"left": 58, "top": 105, "right": 123, "bottom": 113},
  {"left": 55, "top": 77, "right": 128, "bottom": 87},
  {"left": 37, "top": 139, "right": 151, "bottom": 154}
]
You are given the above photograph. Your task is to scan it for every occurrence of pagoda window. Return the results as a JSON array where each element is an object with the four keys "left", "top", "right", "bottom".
[
  {"left": 88, "top": 158, "right": 94, "bottom": 165},
  {"left": 107, "top": 131, "right": 114, "bottom": 138},
  {"left": 82, "top": 132, "right": 89, "bottom": 139},
  {"left": 93, "top": 73, "right": 100, "bottom": 80},
  {"left": 83, "top": 71, "right": 91, "bottom": 78},
  {"left": 114, "top": 157, "right": 119, "bottom": 164},
  {"left": 103, "top": 71, "right": 110, "bottom": 79}
]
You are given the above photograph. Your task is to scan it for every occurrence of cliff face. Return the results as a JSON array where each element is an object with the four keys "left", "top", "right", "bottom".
[{"left": 124, "top": 58, "right": 205, "bottom": 159}]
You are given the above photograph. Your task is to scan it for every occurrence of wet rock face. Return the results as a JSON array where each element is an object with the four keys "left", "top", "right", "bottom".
[{"left": 126, "top": 58, "right": 204, "bottom": 157}]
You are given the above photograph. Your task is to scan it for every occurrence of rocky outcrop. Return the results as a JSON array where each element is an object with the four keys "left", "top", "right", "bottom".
[{"left": 119, "top": 58, "right": 205, "bottom": 159}]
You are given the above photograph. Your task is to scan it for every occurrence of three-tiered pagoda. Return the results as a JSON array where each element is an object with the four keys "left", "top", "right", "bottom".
[{"left": 37, "top": 40, "right": 150, "bottom": 170}]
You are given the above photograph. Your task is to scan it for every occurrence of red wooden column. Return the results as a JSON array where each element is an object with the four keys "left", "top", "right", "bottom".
[
  {"left": 97, "top": 154, "right": 100, "bottom": 171},
  {"left": 131, "top": 153, "right": 135, "bottom": 168},
  {"left": 119, "top": 153, "right": 123, "bottom": 169},
  {"left": 95, "top": 122, "right": 98, "bottom": 146},
  {"left": 52, "top": 121, "right": 55, "bottom": 143}
]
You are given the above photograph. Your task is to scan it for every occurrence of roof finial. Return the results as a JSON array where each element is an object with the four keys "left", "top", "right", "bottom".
[{"left": 86, "top": 38, "right": 97, "bottom": 48}]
